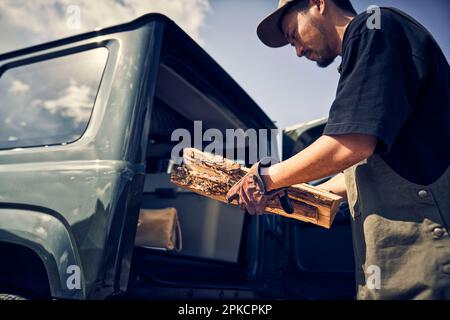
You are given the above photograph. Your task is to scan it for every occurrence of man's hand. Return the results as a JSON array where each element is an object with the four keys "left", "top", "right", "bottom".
[
  {"left": 226, "top": 159, "right": 291, "bottom": 215},
  {"left": 316, "top": 172, "right": 348, "bottom": 201}
]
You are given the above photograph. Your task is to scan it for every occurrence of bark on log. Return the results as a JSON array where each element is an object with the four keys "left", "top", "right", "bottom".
[{"left": 170, "top": 148, "right": 343, "bottom": 229}]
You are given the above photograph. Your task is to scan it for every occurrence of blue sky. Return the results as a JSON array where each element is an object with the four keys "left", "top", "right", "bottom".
[{"left": 200, "top": 0, "right": 450, "bottom": 128}]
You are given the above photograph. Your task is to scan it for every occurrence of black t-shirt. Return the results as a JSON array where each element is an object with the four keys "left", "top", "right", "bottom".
[{"left": 323, "top": 7, "right": 450, "bottom": 185}]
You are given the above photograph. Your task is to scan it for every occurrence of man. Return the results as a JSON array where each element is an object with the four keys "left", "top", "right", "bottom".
[{"left": 226, "top": 0, "right": 450, "bottom": 299}]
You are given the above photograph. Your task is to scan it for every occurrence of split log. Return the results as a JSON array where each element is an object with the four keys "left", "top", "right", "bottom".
[{"left": 170, "top": 148, "right": 343, "bottom": 229}]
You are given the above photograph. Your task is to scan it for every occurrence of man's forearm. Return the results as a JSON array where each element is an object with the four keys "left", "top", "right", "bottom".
[{"left": 265, "top": 134, "right": 377, "bottom": 191}]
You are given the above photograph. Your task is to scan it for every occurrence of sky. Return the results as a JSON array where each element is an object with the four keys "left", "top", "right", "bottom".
[{"left": 0, "top": 0, "right": 449, "bottom": 129}]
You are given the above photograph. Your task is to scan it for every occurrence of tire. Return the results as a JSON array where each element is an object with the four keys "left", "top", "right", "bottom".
[{"left": 0, "top": 293, "right": 27, "bottom": 300}]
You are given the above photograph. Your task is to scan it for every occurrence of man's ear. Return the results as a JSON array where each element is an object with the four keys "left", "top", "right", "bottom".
[{"left": 310, "top": 0, "right": 326, "bottom": 15}]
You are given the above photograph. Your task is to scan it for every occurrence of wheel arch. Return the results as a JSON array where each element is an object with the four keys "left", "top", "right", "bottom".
[{"left": 0, "top": 207, "right": 86, "bottom": 299}]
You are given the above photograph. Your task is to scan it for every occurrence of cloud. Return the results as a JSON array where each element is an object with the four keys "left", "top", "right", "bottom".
[
  {"left": 0, "top": 0, "right": 211, "bottom": 54},
  {"left": 34, "top": 80, "right": 94, "bottom": 125},
  {"left": 9, "top": 80, "right": 30, "bottom": 94}
]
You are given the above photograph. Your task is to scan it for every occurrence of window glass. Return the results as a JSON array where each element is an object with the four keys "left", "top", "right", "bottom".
[{"left": 0, "top": 48, "right": 108, "bottom": 149}]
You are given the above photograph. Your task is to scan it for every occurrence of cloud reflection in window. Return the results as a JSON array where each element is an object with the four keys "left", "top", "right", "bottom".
[{"left": 0, "top": 47, "right": 108, "bottom": 149}]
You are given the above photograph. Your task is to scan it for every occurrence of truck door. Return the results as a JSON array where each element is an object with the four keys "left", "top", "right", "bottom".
[{"left": 281, "top": 118, "right": 356, "bottom": 299}]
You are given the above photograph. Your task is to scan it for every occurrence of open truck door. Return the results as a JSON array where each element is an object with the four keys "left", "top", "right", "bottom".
[{"left": 280, "top": 118, "right": 356, "bottom": 299}]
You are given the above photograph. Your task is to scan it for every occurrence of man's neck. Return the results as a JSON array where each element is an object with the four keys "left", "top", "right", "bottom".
[{"left": 334, "top": 12, "right": 356, "bottom": 55}]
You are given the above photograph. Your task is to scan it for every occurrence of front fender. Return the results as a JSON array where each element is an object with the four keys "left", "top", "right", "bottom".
[{"left": 0, "top": 207, "right": 85, "bottom": 299}]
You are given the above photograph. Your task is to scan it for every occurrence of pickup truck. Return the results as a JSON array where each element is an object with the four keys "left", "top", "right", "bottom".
[{"left": 0, "top": 13, "right": 355, "bottom": 300}]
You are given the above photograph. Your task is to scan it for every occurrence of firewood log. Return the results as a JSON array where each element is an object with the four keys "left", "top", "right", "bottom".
[{"left": 170, "top": 148, "right": 343, "bottom": 229}]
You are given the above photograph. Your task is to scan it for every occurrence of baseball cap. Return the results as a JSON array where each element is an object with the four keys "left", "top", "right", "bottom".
[{"left": 257, "top": 0, "right": 299, "bottom": 48}]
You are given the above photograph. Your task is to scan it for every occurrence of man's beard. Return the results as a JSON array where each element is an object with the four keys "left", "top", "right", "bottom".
[
  {"left": 314, "top": 22, "right": 337, "bottom": 68},
  {"left": 314, "top": 39, "right": 337, "bottom": 68},
  {"left": 316, "top": 52, "right": 336, "bottom": 68}
]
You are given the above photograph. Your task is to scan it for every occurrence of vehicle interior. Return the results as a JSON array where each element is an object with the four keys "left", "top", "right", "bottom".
[{"left": 129, "top": 61, "right": 267, "bottom": 298}]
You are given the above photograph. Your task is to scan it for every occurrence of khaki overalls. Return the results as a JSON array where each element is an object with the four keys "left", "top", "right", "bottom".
[{"left": 344, "top": 154, "right": 450, "bottom": 299}]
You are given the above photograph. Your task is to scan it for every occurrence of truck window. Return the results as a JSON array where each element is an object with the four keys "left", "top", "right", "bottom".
[{"left": 0, "top": 47, "right": 108, "bottom": 150}]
